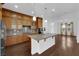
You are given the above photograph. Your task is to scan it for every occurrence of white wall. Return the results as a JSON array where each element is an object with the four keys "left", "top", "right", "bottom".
[
  {"left": 76, "top": 13, "right": 79, "bottom": 43},
  {"left": 43, "top": 11, "right": 79, "bottom": 43},
  {"left": 53, "top": 11, "right": 79, "bottom": 43},
  {"left": 43, "top": 19, "right": 55, "bottom": 34}
]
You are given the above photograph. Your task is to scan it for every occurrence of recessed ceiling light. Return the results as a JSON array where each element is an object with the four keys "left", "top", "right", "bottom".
[
  {"left": 45, "top": 20, "right": 47, "bottom": 22},
  {"left": 62, "top": 24, "right": 66, "bottom": 28},
  {"left": 52, "top": 9, "right": 55, "bottom": 12},
  {"left": 32, "top": 11, "right": 34, "bottom": 14},
  {"left": 14, "top": 5, "right": 18, "bottom": 8}
]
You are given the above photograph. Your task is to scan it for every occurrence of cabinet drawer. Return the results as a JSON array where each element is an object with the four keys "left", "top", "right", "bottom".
[{"left": 5, "top": 36, "right": 17, "bottom": 46}]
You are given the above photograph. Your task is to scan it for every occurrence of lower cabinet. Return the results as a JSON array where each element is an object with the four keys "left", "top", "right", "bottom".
[{"left": 5, "top": 40, "right": 31, "bottom": 56}]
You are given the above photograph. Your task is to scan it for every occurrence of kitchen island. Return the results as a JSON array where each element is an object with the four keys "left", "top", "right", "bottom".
[
  {"left": 5, "top": 33, "right": 55, "bottom": 56},
  {"left": 28, "top": 33, "right": 55, "bottom": 55}
]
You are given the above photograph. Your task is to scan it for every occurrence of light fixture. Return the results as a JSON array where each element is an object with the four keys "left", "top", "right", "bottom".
[
  {"left": 14, "top": 5, "right": 18, "bottom": 8},
  {"left": 32, "top": 11, "right": 34, "bottom": 14},
  {"left": 33, "top": 16, "right": 36, "bottom": 21},
  {"left": 45, "top": 20, "right": 47, "bottom": 23},
  {"left": 62, "top": 24, "right": 66, "bottom": 28},
  {"left": 52, "top": 9, "right": 55, "bottom": 12}
]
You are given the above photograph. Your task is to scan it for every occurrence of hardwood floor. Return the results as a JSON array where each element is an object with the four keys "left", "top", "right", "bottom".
[
  {"left": 3, "top": 34, "right": 79, "bottom": 56},
  {"left": 34, "top": 35, "right": 79, "bottom": 56},
  {"left": 5, "top": 41, "right": 31, "bottom": 56},
  {"left": 3, "top": 42, "right": 79, "bottom": 56},
  {"left": 33, "top": 43, "right": 79, "bottom": 56},
  {"left": 4, "top": 43, "right": 79, "bottom": 56}
]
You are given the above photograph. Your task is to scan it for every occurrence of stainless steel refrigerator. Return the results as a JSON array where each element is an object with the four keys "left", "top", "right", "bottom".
[{"left": 0, "top": 20, "right": 5, "bottom": 56}]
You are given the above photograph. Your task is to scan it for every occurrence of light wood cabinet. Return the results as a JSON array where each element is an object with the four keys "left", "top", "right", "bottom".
[
  {"left": 3, "top": 16, "right": 12, "bottom": 29},
  {"left": 36, "top": 17, "right": 43, "bottom": 28},
  {"left": 2, "top": 9, "right": 15, "bottom": 17},
  {"left": 22, "top": 16, "right": 32, "bottom": 26},
  {"left": 5, "top": 34, "right": 31, "bottom": 56},
  {"left": 2, "top": 8, "right": 33, "bottom": 29},
  {"left": 0, "top": 4, "right": 2, "bottom": 20},
  {"left": 0, "top": 9, "right": 2, "bottom": 19},
  {"left": 5, "top": 34, "right": 30, "bottom": 47},
  {"left": 5, "top": 36, "right": 17, "bottom": 46},
  {"left": 16, "top": 19, "right": 22, "bottom": 29},
  {"left": 2, "top": 8, "right": 43, "bottom": 30},
  {"left": 2, "top": 9, "right": 15, "bottom": 29}
]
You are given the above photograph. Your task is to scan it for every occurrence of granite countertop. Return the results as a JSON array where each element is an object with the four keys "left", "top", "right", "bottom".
[{"left": 28, "top": 33, "right": 56, "bottom": 41}]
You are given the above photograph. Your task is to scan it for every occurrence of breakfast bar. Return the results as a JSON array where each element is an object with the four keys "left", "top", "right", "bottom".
[{"left": 28, "top": 33, "right": 55, "bottom": 55}]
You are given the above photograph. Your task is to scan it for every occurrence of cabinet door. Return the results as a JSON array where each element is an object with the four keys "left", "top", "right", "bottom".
[
  {"left": 3, "top": 9, "right": 16, "bottom": 18},
  {"left": 5, "top": 36, "right": 17, "bottom": 46},
  {"left": 0, "top": 9, "right": 2, "bottom": 19},
  {"left": 38, "top": 19, "right": 42, "bottom": 28},
  {"left": 16, "top": 19, "right": 22, "bottom": 29},
  {"left": 22, "top": 16, "right": 32, "bottom": 26},
  {"left": 5, "top": 37, "right": 31, "bottom": 56},
  {"left": 3, "top": 17, "right": 12, "bottom": 29},
  {"left": 36, "top": 17, "right": 43, "bottom": 28},
  {"left": 25, "top": 41, "right": 31, "bottom": 56},
  {"left": 0, "top": 3, "right": 2, "bottom": 19},
  {"left": 5, "top": 35, "right": 24, "bottom": 47},
  {"left": 15, "top": 35, "right": 28, "bottom": 44}
]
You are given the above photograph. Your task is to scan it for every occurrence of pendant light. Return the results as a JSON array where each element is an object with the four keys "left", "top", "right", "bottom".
[{"left": 33, "top": 16, "right": 36, "bottom": 21}]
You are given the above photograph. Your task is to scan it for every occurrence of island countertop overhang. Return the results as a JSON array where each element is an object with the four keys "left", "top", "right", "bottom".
[{"left": 28, "top": 33, "right": 56, "bottom": 42}]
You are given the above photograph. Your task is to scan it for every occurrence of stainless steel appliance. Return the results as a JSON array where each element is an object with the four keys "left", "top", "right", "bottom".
[
  {"left": 0, "top": 20, "right": 5, "bottom": 56},
  {"left": 22, "top": 25, "right": 32, "bottom": 34}
]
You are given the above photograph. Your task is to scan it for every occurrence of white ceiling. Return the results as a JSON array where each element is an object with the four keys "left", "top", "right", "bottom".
[{"left": 2, "top": 3, "right": 79, "bottom": 22}]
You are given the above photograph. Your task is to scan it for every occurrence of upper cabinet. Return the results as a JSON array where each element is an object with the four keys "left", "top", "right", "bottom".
[
  {"left": 36, "top": 17, "right": 43, "bottom": 28},
  {"left": 22, "top": 15, "right": 32, "bottom": 26},
  {"left": 0, "top": 4, "right": 2, "bottom": 20},
  {"left": 2, "top": 16, "right": 12, "bottom": 29},
  {"left": 2, "top": 8, "right": 43, "bottom": 30},
  {"left": 2, "top": 9, "right": 16, "bottom": 29},
  {"left": 2, "top": 8, "right": 33, "bottom": 29},
  {"left": 0, "top": 9, "right": 2, "bottom": 20}
]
